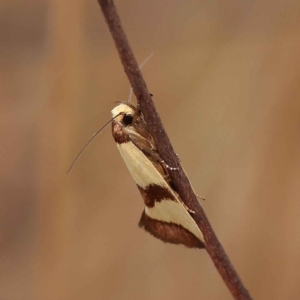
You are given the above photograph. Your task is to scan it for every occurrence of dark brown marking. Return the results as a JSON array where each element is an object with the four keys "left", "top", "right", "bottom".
[
  {"left": 137, "top": 184, "right": 176, "bottom": 207},
  {"left": 139, "top": 211, "right": 205, "bottom": 249},
  {"left": 112, "top": 120, "right": 130, "bottom": 144}
]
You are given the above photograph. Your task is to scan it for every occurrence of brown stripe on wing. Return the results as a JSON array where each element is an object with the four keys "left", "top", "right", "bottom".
[
  {"left": 139, "top": 211, "right": 205, "bottom": 249},
  {"left": 137, "top": 184, "right": 176, "bottom": 207},
  {"left": 112, "top": 120, "right": 130, "bottom": 144}
]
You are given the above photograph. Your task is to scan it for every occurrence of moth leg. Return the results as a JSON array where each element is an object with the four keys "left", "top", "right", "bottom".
[
  {"left": 162, "top": 161, "right": 180, "bottom": 171},
  {"left": 196, "top": 195, "right": 205, "bottom": 201},
  {"left": 140, "top": 151, "right": 180, "bottom": 171},
  {"left": 128, "top": 134, "right": 175, "bottom": 167},
  {"left": 127, "top": 127, "right": 180, "bottom": 170},
  {"left": 179, "top": 200, "right": 195, "bottom": 214},
  {"left": 167, "top": 185, "right": 195, "bottom": 215},
  {"left": 161, "top": 153, "right": 181, "bottom": 171}
]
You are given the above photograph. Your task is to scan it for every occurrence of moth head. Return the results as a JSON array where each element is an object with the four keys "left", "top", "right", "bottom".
[
  {"left": 67, "top": 102, "right": 136, "bottom": 173},
  {"left": 111, "top": 103, "right": 137, "bottom": 127}
]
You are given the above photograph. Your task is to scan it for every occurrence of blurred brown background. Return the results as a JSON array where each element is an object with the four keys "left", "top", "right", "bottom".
[{"left": 1, "top": 0, "right": 300, "bottom": 299}]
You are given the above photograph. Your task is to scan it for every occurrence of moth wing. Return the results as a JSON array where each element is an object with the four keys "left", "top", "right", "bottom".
[
  {"left": 139, "top": 209, "right": 205, "bottom": 248},
  {"left": 116, "top": 142, "right": 205, "bottom": 248}
]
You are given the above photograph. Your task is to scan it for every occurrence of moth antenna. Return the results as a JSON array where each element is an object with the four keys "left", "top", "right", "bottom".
[
  {"left": 127, "top": 87, "right": 133, "bottom": 103},
  {"left": 127, "top": 52, "right": 154, "bottom": 103},
  {"left": 139, "top": 52, "right": 154, "bottom": 70},
  {"left": 67, "top": 114, "right": 120, "bottom": 173}
]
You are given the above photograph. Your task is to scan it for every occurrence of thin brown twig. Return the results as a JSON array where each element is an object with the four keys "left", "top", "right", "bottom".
[{"left": 97, "top": 1, "right": 252, "bottom": 299}]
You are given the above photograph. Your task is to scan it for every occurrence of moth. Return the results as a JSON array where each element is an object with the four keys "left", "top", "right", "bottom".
[
  {"left": 110, "top": 102, "right": 205, "bottom": 248},
  {"left": 68, "top": 54, "right": 204, "bottom": 248},
  {"left": 68, "top": 101, "right": 205, "bottom": 248}
]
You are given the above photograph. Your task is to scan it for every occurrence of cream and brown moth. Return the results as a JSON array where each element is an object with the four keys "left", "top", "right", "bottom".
[{"left": 111, "top": 102, "right": 205, "bottom": 248}]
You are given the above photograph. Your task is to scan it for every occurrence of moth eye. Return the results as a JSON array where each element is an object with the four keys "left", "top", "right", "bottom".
[{"left": 123, "top": 114, "right": 133, "bottom": 126}]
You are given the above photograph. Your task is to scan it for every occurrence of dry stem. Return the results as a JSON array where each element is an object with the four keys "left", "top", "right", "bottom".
[{"left": 97, "top": 1, "right": 252, "bottom": 299}]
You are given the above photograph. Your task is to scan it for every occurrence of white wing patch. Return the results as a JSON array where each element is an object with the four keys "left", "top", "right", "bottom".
[
  {"left": 145, "top": 201, "right": 203, "bottom": 241},
  {"left": 117, "top": 142, "right": 166, "bottom": 189}
]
